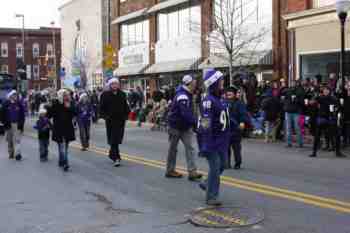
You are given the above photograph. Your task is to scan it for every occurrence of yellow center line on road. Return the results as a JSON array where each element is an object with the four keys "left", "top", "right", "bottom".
[
  {"left": 24, "top": 133, "right": 350, "bottom": 214},
  {"left": 86, "top": 145, "right": 350, "bottom": 208}
]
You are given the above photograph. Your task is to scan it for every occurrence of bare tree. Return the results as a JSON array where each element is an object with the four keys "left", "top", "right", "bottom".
[{"left": 207, "top": 0, "right": 270, "bottom": 85}]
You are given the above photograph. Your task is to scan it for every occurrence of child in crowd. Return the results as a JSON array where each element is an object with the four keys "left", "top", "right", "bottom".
[
  {"left": 225, "top": 86, "right": 249, "bottom": 169},
  {"left": 34, "top": 108, "right": 51, "bottom": 162},
  {"left": 77, "top": 93, "right": 93, "bottom": 151}
]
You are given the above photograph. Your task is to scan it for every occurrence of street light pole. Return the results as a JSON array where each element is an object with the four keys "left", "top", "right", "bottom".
[
  {"left": 107, "top": 0, "right": 111, "bottom": 43},
  {"left": 15, "top": 14, "right": 25, "bottom": 92},
  {"left": 51, "top": 21, "right": 57, "bottom": 90},
  {"left": 340, "top": 12, "right": 347, "bottom": 93},
  {"left": 336, "top": 0, "right": 350, "bottom": 94}
]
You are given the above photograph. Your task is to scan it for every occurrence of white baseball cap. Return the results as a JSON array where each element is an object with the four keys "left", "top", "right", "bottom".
[{"left": 182, "top": 75, "right": 193, "bottom": 85}]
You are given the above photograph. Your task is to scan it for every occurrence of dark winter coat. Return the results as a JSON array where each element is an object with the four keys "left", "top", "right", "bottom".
[
  {"left": 34, "top": 116, "right": 51, "bottom": 140},
  {"left": 168, "top": 86, "right": 196, "bottom": 131},
  {"left": 100, "top": 90, "right": 130, "bottom": 145},
  {"left": 283, "top": 87, "right": 305, "bottom": 114},
  {"left": 261, "top": 96, "right": 282, "bottom": 122},
  {"left": 47, "top": 100, "right": 77, "bottom": 143}
]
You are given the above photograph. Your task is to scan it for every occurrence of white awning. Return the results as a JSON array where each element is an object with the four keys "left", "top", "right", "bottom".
[
  {"left": 111, "top": 8, "right": 148, "bottom": 25},
  {"left": 147, "top": 0, "right": 190, "bottom": 14},
  {"left": 113, "top": 64, "right": 148, "bottom": 77},
  {"left": 199, "top": 50, "right": 273, "bottom": 69},
  {"left": 144, "top": 59, "right": 200, "bottom": 74}
]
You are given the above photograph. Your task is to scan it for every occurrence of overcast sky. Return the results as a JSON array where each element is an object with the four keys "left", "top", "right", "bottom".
[{"left": 0, "top": 0, "right": 70, "bottom": 29}]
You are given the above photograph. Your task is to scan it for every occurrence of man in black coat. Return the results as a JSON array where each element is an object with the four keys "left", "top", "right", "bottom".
[{"left": 100, "top": 78, "right": 130, "bottom": 167}]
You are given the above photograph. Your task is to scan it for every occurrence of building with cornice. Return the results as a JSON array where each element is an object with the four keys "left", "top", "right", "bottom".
[{"left": 273, "top": 0, "right": 347, "bottom": 83}]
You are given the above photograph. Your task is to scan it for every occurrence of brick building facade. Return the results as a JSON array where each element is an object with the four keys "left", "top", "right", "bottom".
[
  {"left": 0, "top": 27, "right": 61, "bottom": 91},
  {"left": 110, "top": 0, "right": 272, "bottom": 94},
  {"left": 273, "top": 0, "right": 313, "bottom": 81},
  {"left": 273, "top": 0, "right": 343, "bottom": 83}
]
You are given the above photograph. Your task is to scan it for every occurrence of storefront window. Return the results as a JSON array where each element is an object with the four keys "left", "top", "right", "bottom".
[
  {"left": 120, "top": 19, "right": 149, "bottom": 47},
  {"left": 300, "top": 52, "right": 350, "bottom": 82}
]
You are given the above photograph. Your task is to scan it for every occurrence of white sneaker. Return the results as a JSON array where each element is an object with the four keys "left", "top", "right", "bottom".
[{"left": 114, "top": 160, "right": 121, "bottom": 167}]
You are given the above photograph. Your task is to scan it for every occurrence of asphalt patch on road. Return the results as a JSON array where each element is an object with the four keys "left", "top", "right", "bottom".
[
  {"left": 85, "top": 191, "right": 143, "bottom": 214},
  {"left": 188, "top": 206, "right": 264, "bottom": 228}
]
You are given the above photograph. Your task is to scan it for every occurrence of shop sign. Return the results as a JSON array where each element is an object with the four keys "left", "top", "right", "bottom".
[{"left": 123, "top": 54, "right": 143, "bottom": 65}]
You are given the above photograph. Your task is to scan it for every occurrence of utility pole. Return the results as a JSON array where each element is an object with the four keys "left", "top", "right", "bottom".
[
  {"left": 51, "top": 21, "right": 57, "bottom": 90},
  {"left": 108, "top": 0, "right": 111, "bottom": 43},
  {"left": 15, "top": 14, "right": 25, "bottom": 93}
]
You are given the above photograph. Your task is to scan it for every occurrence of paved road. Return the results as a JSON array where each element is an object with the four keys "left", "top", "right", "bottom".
[{"left": 0, "top": 119, "right": 349, "bottom": 233}]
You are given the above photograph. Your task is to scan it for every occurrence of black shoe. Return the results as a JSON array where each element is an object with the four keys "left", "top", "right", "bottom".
[
  {"left": 309, "top": 153, "right": 317, "bottom": 157},
  {"left": 9, "top": 153, "right": 14, "bottom": 159},
  {"left": 199, "top": 183, "right": 207, "bottom": 191},
  {"left": 58, "top": 161, "right": 65, "bottom": 167},
  {"left": 328, "top": 148, "right": 335, "bottom": 152},
  {"left": 206, "top": 200, "right": 222, "bottom": 206},
  {"left": 234, "top": 164, "right": 241, "bottom": 170},
  {"left": 299, "top": 144, "right": 304, "bottom": 148},
  {"left": 63, "top": 164, "right": 70, "bottom": 172},
  {"left": 113, "top": 159, "right": 121, "bottom": 167},
  {"left": 15, "top": 154, "right": 22, "bottom": 161},
  {"left": 188, "top": 172, "right": 203, "bottom": 181},
  {"left": 322, "top": 146, "right": 329, "bottom": 151},
  {"left": 286, "top": 144, "right": 292, "bottom": 148},
  {"left": 336, "top": 152, "right": 347, "bottom": 158}
]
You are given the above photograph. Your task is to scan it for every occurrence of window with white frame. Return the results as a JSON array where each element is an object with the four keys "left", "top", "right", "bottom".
[
  {"left": 33, "top": 43, "right": 40, "bottom": 58},
  {"left": 157, "top": 5, "right": 201, "bottom": 41},
  {"left": 1, "top": 42, "right": 8, "bottom": 58},
  {"left": 120, "top": 19, "right": 149, "bottom": 47},
  {"left": 47, "top": 43, "right": 53, "bottom": 57},
  {"left": 313, "top": 0, "right": 335, "bottom": 8},
  {"left": 16, "top": 43, "right": 23, "bottom": 58},
  {"left": 33, "top": 64, "right": 40, "bottom": 80},
  {"left": 1, "top": 65, "right": 8, "bottom": 73}
]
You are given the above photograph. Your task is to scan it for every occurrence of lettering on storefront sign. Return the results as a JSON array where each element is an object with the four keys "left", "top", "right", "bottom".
[{"left": 123, "top": 54, "right": 143, "bottom": 65}]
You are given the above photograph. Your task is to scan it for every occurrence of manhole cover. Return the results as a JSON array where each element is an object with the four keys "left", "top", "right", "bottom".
[{"left": 188, "top": 206, "right": 264, "bottom": 228}]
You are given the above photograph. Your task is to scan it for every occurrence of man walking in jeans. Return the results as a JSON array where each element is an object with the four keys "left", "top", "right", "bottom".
[{"left": 166, "top": 75, "right": 202, "bottom": 181}]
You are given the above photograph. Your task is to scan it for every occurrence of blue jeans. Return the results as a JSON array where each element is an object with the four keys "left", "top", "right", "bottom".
[
  {"left": 203, "top": 152, "right": 225, "bottom": 201},
  {"left": 57, "top": 142, "right": 69, "bottom": 166},
  {"left": 285, "top": 113, "right": 303, "bottom": 146},
  {"left": 39, "top": 139, "right": 49, "bottom": 159}
]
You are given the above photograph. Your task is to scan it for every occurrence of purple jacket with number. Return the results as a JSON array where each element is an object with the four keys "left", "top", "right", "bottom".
[{"left": 197, "top": 93, "right": 229, "bottom": 154}]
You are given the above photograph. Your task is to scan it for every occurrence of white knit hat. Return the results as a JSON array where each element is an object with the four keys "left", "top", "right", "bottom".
[
  {"left": 57, "top": 89, "right": 69, "bottom": 103},
  {"left": 79, "top": 92, "right": 88, "bottom": 102},
  {"left": 6, "top": 90, "right": 17, "bottom": 99},
  {"left": 182, "top": 75, "right": 193, "bottom": 85},
  {"left": 107, "top": 78, "right": 119, "bottom": 86},
  {"left": 39, "top": 107, "right": 47, "bottom": 115}
]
